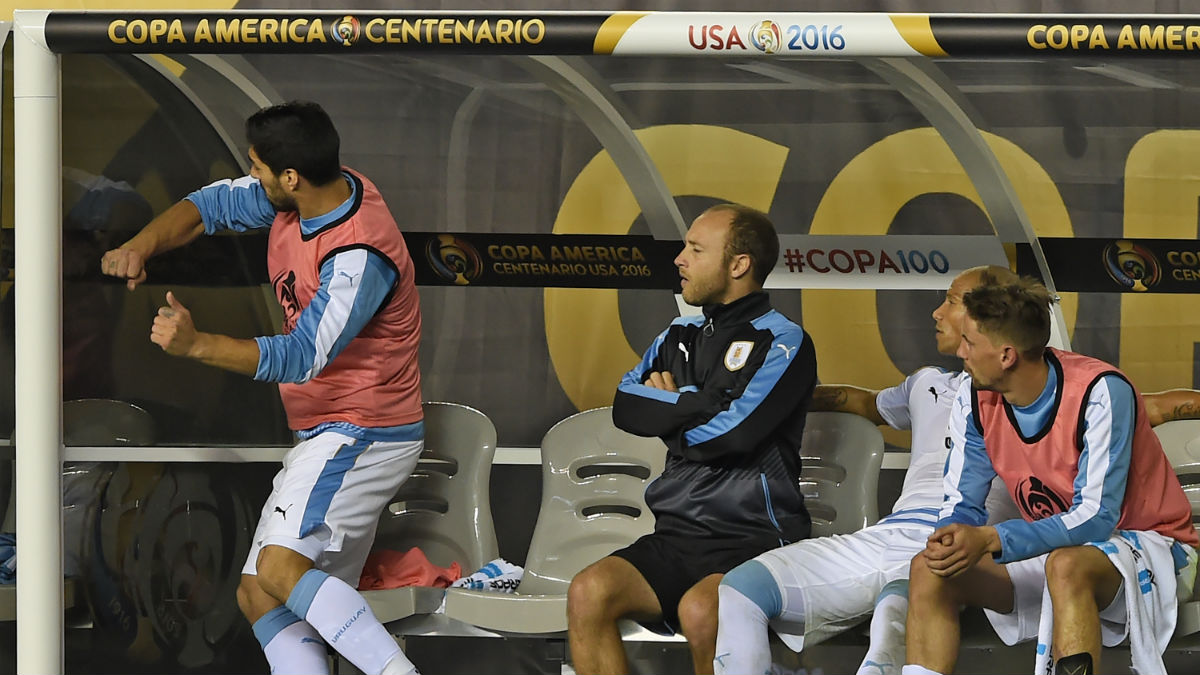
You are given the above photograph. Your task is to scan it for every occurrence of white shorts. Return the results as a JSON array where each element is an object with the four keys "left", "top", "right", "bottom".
[
  {"left": 754, "top": 523, "right": 931, "bottom": 651},
  {"left": 242, "top": 431, "right": 424, "bottom": 584},
  {"left": 985, "top": 551, "right": 1128, "bottom": 647}
]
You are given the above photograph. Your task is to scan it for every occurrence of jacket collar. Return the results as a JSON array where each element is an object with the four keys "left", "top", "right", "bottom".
[{"left": 701, "top": 291, "right": 771, "bottom": 327}]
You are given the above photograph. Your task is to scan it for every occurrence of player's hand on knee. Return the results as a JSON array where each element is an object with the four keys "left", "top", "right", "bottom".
[
  {"left": 924, "top": 523, "right": 996, "bottom": 578},
  {"left": 100, "top": 247, "right": 148, "bottom": 290}
]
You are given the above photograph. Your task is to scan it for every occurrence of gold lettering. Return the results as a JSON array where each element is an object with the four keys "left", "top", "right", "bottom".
[
  {"left": 241, "top": 18, "right": 259, "bottom": 43},
  {"left": 289, "top": 19, "right": 307, "bottom": 43},
  {"left": 108, "top": 20, "right": 127, "bottom": 45},
  {"left": 1187, "top": 26, "right": 1200, "bottom": 49},
  {"left": 454, "top": 19, "right": 474, "bottom": 43},
  {"left": 475, "top": 20, "right": 494, "bottom": 43},
  {"left": 163, "top": 19, "right": 186, "bottom": 44},
  {"left": 1028, "top": 25, "right": 1046, "bottom": 49},
  {"left": 194, "top": 19, "right": 211, "bottom": 43},
  {"left": 259, "top": 18, "right": 279, "bottom": 43},
  {"left": 1088, "top": 24, "right": 1109, "bottom": 49},
  {"left": 215, "top": 19, "right": 238, "bottom": 43},
  {"left": 522, "top": 18, "right": 545, "bottom": 43},
  {"left": 126, "top": 20, "right": 147, "bottom": 44},
  {"left": 438, "top": 18, "right": 454, "bottom": 42},
  {"left": 1047, "top": 25, "right": 1070, "bottom": 49},
  {"left": 1070, "top": 24, "right": 1089, "bottom": 48},
  {"left": 1167, "top": 25, "right": 1184, "bottom": 49},
  {"left": 365, "top": 18, "right": 384, "bottom": 43},
  {"left": 148, "top": 19, "right": 168, "bottom": 43},
  {"left": 496, "top": 19, "right": 514, "bottom": 43},
  {"left": 307, "top": 19, "right": 326, "bottom": 42},
  {"left": 1118, "top": 24, "right": 1137, "bottom": 49},
  {"left": 402, "top": 19, "right": 420, "bottom": 43},
  {"left": 1140, "top": 24, "right": 1165, "bottom": 50}
]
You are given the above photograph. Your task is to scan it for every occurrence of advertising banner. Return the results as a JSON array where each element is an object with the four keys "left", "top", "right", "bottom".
[{"left": 39, "top": 11, "right": 1200, "bottom": 58}]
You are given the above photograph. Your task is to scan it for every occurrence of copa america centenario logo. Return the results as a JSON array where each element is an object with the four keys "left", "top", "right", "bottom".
[
  {"left": 1103, "top": 239, "right": 1161, "bottom": 292},
  {"left": 749, "top": 20, "right": 782, "bottom": 54},
  {"left": 426, "top": 234, "right": 483, "bottom": 286},
  {"left": 330, "top": 15, "right": 361, "bottom": 46}
]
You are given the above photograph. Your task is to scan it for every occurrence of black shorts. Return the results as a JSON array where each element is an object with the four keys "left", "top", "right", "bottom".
[{"left": 611, "top": 532, "right": 771, "bottom": 633}]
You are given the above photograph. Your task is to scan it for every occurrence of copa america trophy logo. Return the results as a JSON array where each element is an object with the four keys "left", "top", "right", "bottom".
[
  {"left": 330, "top": 15, "right": 361, "bottom": 47},
  {"left": 1102, "top": 239, "right": 1161, "bottom": 292},
  {"left": 426, "top": 234, "right": 484, "bottom": 285},
  {"left": 749, "top": 20, "right": 782, "bottom": 54}
]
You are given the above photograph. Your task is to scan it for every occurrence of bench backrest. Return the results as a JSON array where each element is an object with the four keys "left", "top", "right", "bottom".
[
  {"left": 520, "top": 407, "right": 665, "bottom": 595},
  {"left": 372, "top": 401, "right": 500, "bottom": 573},
  {"left": 800, "top": 411, "right": 886, "bottom": 537}
]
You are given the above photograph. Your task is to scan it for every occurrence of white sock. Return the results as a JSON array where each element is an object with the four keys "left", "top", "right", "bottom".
[
  {"left": 713, "top": 585, "right": 773, "bottom": 675},
  {"left": 857, "top": 590, "right": 908, "bottom": 675},
  {"left": 263, "top": 620, "right": 330, "bottom": 675},
  {"left": 252, "top": 606, "right": 330, "bottom": 675},
  {"left": 901, "top": 666, "right": 943, "bottom": 675},
  {"left": 286, "top": 569, "right": 419, "bottom": 675}
]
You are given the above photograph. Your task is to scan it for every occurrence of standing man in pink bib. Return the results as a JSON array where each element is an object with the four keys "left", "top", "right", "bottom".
[{"left": 102, "top": 101, "right": 423, "bottom": 675}]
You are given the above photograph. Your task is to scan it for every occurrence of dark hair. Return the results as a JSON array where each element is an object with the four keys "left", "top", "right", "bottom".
[
  {"left": 710, "top": 204, "right": 779, "bottom": 286},
  {"left": 963, "top": 277, "right": 1054, "bottom": 358},
  {"left": 973, "top": 264, "right": 1020, "bottom": 288},
  {"left": 245, "top": 101, "right": 342, "bottom": 186}
]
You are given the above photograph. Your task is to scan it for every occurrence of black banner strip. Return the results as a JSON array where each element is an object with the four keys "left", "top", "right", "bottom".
[
  {"left": 39, "top": 229, "right": 1200, "bottom": 294},
  {"left": 410, "top": 232, "right": 680, "bottom": 289},
  {"left": 44, "top": 12, "right": 612, "bottom": 55},
  {"left": 1022, "top": 237, "right": 1200, "bottom": 294},
  {"left": 930, "top": 15, "right": 1200, "bottom": 57}
]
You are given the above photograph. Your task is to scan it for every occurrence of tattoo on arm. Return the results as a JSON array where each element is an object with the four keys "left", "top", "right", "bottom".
[
  {"left": 811, "top": 387, "right": 848, "bottom": 412},
  {"left": 1164, "top": 401, "right": 1200, "bottom": 423}
]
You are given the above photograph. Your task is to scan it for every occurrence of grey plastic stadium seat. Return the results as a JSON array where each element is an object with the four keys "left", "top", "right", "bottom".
[
  {"left": 362, "top": 401, "right": 500, "bottom": 624},
  {"left": 799, "top": 411, "right": 885, "bottom": 538},
  {"left": 442, "top": 406, "right": 665, "bottom": 634},
  {"left": 1151, "top": 419, "right": 1200, "bottom": 637}
]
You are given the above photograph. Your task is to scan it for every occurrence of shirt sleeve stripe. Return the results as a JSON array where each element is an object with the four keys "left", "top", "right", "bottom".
[
  {"left": 185, "top": 175, "right": 276, "bottom": 234},
  {"left": 1061, "top": 376, "right": 1131, "bottom": 531},
  {"left": 939, "top": 379, "right": 993, "bottom": 527},
  {"left": 254, "top": 249, "right": 397, "bottom": 384},
  {"left": 307, "top": 249, "right": 370, "bottom": 378}
]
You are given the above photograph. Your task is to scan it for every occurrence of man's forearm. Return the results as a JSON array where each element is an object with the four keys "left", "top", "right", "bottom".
[
  {"left": 121, "top": 199, "right": 206, "bottom": 260},
  {"left": 187, "top": 332, "right": 261, "bottom": 377},
  {"left": 1144, "top": 389, "right": 1200, "bottom": 426},
  {"left": 811, "top": 384, "right": 886, "bottom": 425}
]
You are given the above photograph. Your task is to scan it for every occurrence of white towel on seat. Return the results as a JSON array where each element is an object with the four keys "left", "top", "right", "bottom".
[{"left": 1032, "top": 530, "right": 1188, "bottom": 675}]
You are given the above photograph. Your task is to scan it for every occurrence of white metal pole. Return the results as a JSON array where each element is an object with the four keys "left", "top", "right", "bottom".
[{"left": 13, "top": 10, "right": 63, "bottom": 675}]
